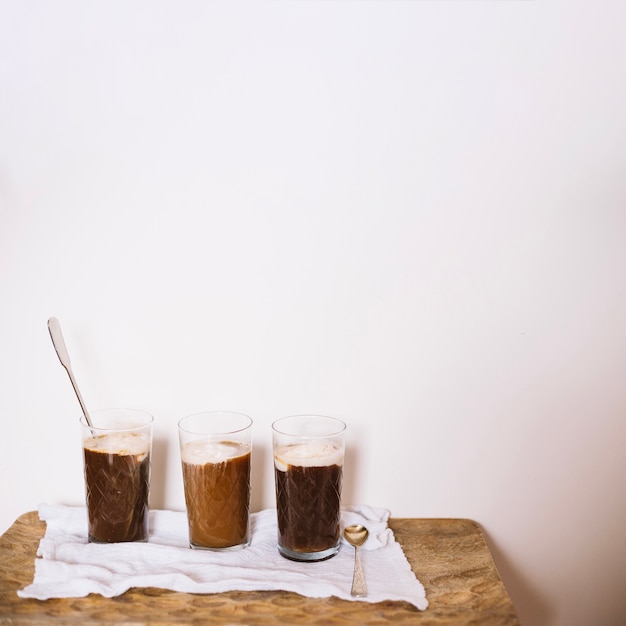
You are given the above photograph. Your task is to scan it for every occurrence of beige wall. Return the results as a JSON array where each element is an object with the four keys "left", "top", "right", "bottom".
[{"left": 1, "top": 2, "right": 625, "bottom": 625}]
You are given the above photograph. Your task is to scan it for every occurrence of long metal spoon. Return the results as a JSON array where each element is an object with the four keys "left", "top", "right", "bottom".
[
  {"left": 344, "top": 524, "right": 369, "bottom": 597},
  {"left": 47, "top": 317, "right": 94, "bottom": 429}
]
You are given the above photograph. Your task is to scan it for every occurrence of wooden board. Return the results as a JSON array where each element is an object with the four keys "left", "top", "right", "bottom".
[{"left": 0, "top": 512, "right": 519, "bottom": 625}]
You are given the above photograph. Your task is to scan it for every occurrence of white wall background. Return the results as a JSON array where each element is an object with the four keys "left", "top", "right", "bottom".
[{"left": 1, "top": 1, "right": 625, "bottom": 624}]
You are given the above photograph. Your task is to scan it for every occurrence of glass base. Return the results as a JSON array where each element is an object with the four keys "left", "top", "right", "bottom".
[
  {"left": 189, "top": 539, "right": 250, "bottom": 551},
  {"left": 88, "top": 534, "right": 149, "bottom": 544},
  {"left": 278, "top": 543, "right": 340, "bottom": 562}
]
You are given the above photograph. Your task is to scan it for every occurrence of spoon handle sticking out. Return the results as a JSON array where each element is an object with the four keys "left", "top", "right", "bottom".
[
  {"left": 47, "top": 317, "right": 94, "bottom": 429},
  {"left": 351, "top": 546, "right": 367, "bottom": 597}
]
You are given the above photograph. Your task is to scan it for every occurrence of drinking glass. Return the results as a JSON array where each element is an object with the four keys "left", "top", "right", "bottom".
[
  {"left": 178, "top": 411, "right": 252, "bottom": 550},
  {"left": 81, "top": 408, "right": 153, "bottom": 543},
  {"left": 272, "top": 414, "right": 346, "bottom": 561}
]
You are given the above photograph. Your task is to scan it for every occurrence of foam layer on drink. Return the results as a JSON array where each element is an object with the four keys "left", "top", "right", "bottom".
[
  {"left": 274, "top": 442, "right": 344, "bottom": 472},
  {"left": 182, "top": 440, "right": 250, "bottom": 465},
  {"left": 84, "top": 432, "right": 150, "bottom": 460}
]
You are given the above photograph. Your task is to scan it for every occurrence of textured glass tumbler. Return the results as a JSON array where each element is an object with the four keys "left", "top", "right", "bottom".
[
  {"left": 81, "top": 408, "right": 153, "bottom": 543},
  {"left": 272, "top": 415, "right": 346, "bottom": 562},
  {"left": 179, "top": 411, "right": 252, "bottom": 550}
]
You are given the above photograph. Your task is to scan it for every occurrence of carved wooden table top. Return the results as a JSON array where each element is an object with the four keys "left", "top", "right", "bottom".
[{"left": 0, "top": 511, "right": 519, "bottom": 625}]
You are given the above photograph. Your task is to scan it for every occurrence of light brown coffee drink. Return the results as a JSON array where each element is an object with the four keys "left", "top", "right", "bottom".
[{"left": 181, "top": 440, "right": 251, "bottom": 549}]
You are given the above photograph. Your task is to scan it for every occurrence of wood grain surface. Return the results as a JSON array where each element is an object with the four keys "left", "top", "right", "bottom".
[{"left": 0, "top": 512, "right": 519, "bottom": 625}]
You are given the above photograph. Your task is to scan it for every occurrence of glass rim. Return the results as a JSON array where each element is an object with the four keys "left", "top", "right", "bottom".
[
  {"left": 178, "top": 410, "right": 253, "bottom": 436},
  {"left": 79, "top": 408, "right": 154, "bottom": 433},
  {"left": 271, "top": 414, "right": 346, "bottom": 438}
]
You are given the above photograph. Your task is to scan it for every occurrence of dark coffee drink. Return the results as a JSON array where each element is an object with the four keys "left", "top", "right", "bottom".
[
  {"left": 274, "top": 442, "right": 343, "bottom": 561},
  {"left": 181, "top": 440, "right": 251, "bottom": 549},
  {"left": 83, "top": 432, "right": 151, "bottom": 543}
]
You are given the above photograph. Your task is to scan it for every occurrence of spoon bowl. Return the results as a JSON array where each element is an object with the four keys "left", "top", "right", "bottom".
[{"left": 344, "top": 524, "right": 369, "bottom": 548}]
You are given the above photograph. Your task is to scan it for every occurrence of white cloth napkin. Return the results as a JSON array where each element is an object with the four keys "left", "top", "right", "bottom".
[{"left": 18, "top": 503, "right": 428, "bottom": 610}]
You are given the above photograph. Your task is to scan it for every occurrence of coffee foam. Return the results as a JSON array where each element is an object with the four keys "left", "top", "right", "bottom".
[
  {"left": 84, "top": 432, "right": 150, "bottom": 460},
  {"left": 181, "top": 440, "right": 250, "bottom": 465},
  {"left": 274, "top": 442, "right": 344, "bottom": 472}
]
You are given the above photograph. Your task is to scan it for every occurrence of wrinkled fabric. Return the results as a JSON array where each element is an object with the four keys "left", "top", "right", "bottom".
[{"left": 18, "top": 503, "right": 427, "bottom": 611}]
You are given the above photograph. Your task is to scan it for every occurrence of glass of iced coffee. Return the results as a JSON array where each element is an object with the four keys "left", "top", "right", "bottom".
[
  {"left": 81, "top": 408, "right": 153, "bottom": 543},
  {"left": 272, "top": 414, "right": 346, "bottom": 562},
  {"left": 178, "top": 411, "right": 252, "bottom": 550}
]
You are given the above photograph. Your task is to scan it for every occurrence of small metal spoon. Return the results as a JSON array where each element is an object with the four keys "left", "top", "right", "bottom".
[
  {"left": 47, "top": 317, "right": 94, "bottom": 429},
  {"left": 344, "top": 524, "right": 369, "bottom": 597}
]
